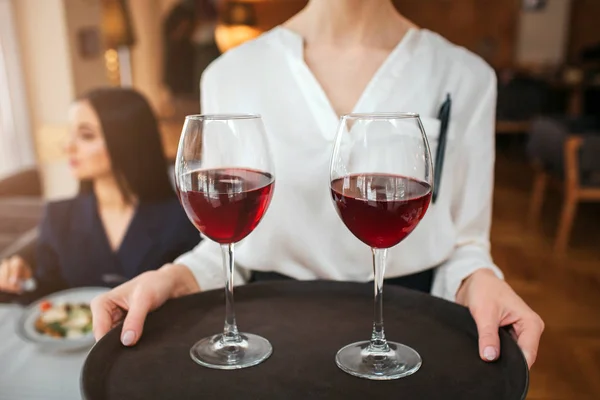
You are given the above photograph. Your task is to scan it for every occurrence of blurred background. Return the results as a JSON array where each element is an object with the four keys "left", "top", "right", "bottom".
[{"left": 0, "top": 0, "right": 599, "bottom": 398}]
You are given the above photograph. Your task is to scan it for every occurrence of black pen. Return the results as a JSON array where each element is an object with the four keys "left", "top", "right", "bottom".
[{"left": 432, "top": 93, "right": 451, "bottom": 203}]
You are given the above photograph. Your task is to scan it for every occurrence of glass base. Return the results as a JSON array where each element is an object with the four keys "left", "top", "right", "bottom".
[
  {"left": 190, "top": 333, "right": 272, "bottom": 370},
  {"left": 335, "top": 340, "right": 422, "bottom": 380}
]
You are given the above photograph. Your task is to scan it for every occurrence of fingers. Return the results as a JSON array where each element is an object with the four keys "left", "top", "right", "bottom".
[
  {"left": 0, "top": 260, "right": 10, "bottom": 291},
  {"left": 472, "top": 306, "right": 501, "bottom": 363},
  {"left": 90, "top": 269, "right": 179, "bottom": 346},
  {"left": 16, "top": 256, "right": 33, "bottom": 280},
  {"left": 0, "top": 257, "right": 27, "bottom": 293},
  {"left": 8, "top": 256, "right": 31, "bottom": 282},
  {"left": 7, "top": 258, "right": 20, "bottom": 287},
  {"left": 515, "top": 314, "right": 545, "bottom": 368},
  {"left": 460, "top": 271, "right": 543, "bottom": 368},
  {"left": 120, "top": 291, "right": 152, "bottom": 347},
  {"left": 110, "top": 308, "right": 125, "bottom": 328},
  {"left": 91, "top": 294, "right": 118, "bottom": 341}
]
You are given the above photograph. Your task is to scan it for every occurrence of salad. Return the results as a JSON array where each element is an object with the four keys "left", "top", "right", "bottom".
[{"left": 34, "top": 300, "right": 93, "bottom": 339}]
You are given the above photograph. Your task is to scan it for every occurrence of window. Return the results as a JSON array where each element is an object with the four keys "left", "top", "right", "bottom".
[{"left": 0, "top": 0, "right": 35, "bottom": 179}]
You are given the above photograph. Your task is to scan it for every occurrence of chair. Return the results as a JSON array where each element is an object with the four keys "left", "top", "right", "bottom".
[
  {"left": 527, "top": 117, "right": 600, "bottom": 254},
  {"left": 0, "top": 167, "right": 42, "bottom": 197},
  {"left": 0, "top": 227, "right": 38, "bottom": 266},
  {"left": 0, "top": 167, "right": 43, "bottom": 263},
  {"left": 496, "top": 71, "right": 550, "bottom": 135}
]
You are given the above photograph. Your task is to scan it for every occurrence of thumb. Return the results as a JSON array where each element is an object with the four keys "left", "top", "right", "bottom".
[
  {"left": 472, "top": 307, "right": 501, "bottom": 362},
  {"left": 120, "top": 296, "right": 151, "bottom": 347}
]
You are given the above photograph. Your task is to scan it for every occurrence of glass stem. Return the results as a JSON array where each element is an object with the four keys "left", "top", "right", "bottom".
[
  {"left": 221, "top": 243, "right": 241, "bottom": 343},
  {"left": 370, "top": 247, "right": 389, "bottom": 351}
]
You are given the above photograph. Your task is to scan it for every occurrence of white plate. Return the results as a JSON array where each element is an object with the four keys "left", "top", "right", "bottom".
[{"left": 16, "top": 287, "right": 109, "bottom": 351}]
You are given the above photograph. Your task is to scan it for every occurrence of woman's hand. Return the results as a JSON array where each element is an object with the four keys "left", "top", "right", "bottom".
[
  {"left": 457, "top": 269, "right": 544, "bottom": 368},
  {"left": 91, "top": 263, "right": 200, "bottom": 346},
  {"left": 0, "top": 255, "right": 33, "bottom": 293}
]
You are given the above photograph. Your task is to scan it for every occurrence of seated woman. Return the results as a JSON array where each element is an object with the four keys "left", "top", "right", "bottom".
[{"left": 0, "top": 88, "right": 199, "bottom": 294}]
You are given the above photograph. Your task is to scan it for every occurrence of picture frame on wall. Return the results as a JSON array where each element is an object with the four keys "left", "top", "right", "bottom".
[
  {"left": 522, "top": 0, "right": 548, "bottom": 12},
  {"left": 77, "top": 27, "right": 101, "bottom": 59}
]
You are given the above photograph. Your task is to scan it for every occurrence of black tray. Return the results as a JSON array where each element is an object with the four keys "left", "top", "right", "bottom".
[{"left": 82, "top": 280, "right": 528, "bottom": 399}]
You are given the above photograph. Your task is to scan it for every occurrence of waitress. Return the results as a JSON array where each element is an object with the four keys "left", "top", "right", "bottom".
[{"left": 92, "top": 0, "right": 543, "bottom": 368}]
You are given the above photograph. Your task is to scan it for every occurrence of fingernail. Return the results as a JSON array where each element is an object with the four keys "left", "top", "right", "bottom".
[
  {"left": 484, "top": 346, "right": 497, "bottom": 361},
  {"left": 121, "top": 330, "right": 135, "bottom": 346},
  {"left": 9, "top": 277, "right": 18, "bottom": 286}
]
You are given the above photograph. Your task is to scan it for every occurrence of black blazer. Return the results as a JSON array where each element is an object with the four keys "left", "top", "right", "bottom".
[{"left": 35, "top": 193, "right": 200, "bottom": 290}]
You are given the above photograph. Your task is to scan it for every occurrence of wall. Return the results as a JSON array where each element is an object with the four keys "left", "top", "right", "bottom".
[
  {"left": 159, "top": 0, "right": 181, "bottom": 16},
  {"left": 12, "top": 0, "right": 113, "bottom": 199},
  {"left": 64, "top": 0, "right": 110, "bottom": 97},
  {"left": 13, "top": 0, "right": 78, "bottom": 199},
  {"left": 128, "top": 0, "right": 217, "bottom": 115},
  {"left": 567, "top": 0, "right": 600, "bottom": 62},
  {"left": 12, "top": 0, "right": 189, "bottom": 198},
  {"left": 128, "top": 0, "right": 164, "bottom": 112},
  {"left": 394, "top": 0, "right": 520, "bottom": 68},
  {"left": 216, "top": 0, "right": 520, "bottom": 67},
  {"left": 221, "top": 0, "right": 577, "bottom": 68},
  {"left": 515, "top": 0, "right": 572, "bottom": 66},
  {"left": 13, "top": 0, "right": 75, "bottom": 134},
  {"left": 0, "top": 0, "right": 35, "bottom": 178},
  {"left": 239, "top": 0, "right": 575, "bottom": 69},
  {"left": 250, "top": 0, "right": 307, "bottom": 30}
]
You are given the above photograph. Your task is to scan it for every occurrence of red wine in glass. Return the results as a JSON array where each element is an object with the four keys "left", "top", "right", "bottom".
[
  {"left": 179, "top": 168, "right": 275, "bottom": 244},
  {"left": 175, "top": 114, "right": 275, "bottom": 370},
  {"left": 329, "top": 112, "right": 434, "bottom": 380},
  {"left": 330, "top": 173, "right": 431, "bottom": 248}
]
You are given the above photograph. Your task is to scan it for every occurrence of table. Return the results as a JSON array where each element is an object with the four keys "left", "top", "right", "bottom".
[
  {"left": 83, "top": 281, "right": 528, "bottom": 400},
  {"left": 0, "top": 304, "right": 87, "bottom": 400}
]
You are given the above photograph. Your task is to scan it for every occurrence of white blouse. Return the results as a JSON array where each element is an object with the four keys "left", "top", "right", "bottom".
[{"left": 175, "top": 27, "right": 503, "bottom": 301}]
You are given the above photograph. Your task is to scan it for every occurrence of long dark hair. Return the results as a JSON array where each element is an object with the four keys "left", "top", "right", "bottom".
[{"left": 78, "top": 88, "right": 175, "bottom": 203}]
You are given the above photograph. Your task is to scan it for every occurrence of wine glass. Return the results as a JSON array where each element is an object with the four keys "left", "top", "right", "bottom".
[
  {"left": 175, "top": 114, "right": 275, "bottom": 370},
  {"left": 329, "top": 113, "right": 433, "bottom": 380}
]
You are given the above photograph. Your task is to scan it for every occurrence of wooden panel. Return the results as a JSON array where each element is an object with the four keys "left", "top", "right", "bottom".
[
  {"left": 393, "top": 0, "right": 520, "bottom": 68},
  {"left": 251, "top": 0, "right": 307, "bottom": 30},
  {"left": 223, "top": 0, "right": 307, "bottom": 30},
  {"left": 225, "top": 1, "right": 520, "bottom": 68},
  {"left": 568, "top": 0, "right": 600, "bottom": 62},
  {"left": 496, "top": 120, "right": 532, "bottom": 134}
]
